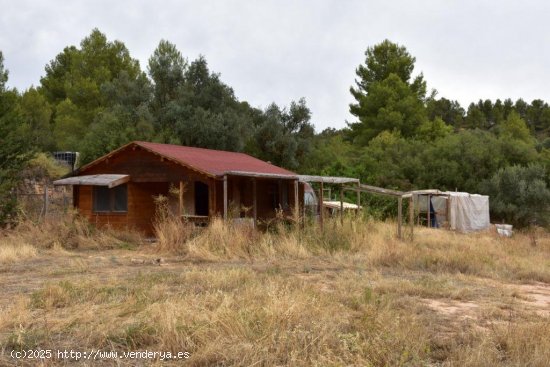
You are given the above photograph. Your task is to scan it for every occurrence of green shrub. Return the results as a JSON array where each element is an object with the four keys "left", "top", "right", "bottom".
[{"left": 480, "top": 164, "right": 550, "bottom": 227}]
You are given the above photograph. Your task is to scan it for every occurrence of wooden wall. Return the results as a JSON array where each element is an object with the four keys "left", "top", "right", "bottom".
[
  {"left": 76, "top": 182, "right": 169, "bottom": 235},
  {"left": 81, "top": 146, "right": 206, "bottom": 183},
  {"left": 76, "top": 145, "right": 215, "bottom": 234},
  {"left": 74, "top": 145, "right": 304, "bottom": 234}
]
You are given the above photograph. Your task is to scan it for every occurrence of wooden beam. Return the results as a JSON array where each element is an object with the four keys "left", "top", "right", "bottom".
[
  {"left": 223, "top": 175, "right": 228, "bottom": 221},
  {"left": 319, "top": 181, "right": 324, "bottom": 230},
  {"left": 343, "top": 184, "right": 404, "bottom": 197},
  {"left": 225, "top": 170, "right": 297, "bottom": 180},
  {"left": 397, "top": 196, "right": 403, "bottom": 239},
  {"left": 340, "top": 184, "right": 344, "bottom": 225},
  {"left": 179, "top": 181, "right": 184, "bottom": 217},
  {"left": 298, "top": 175, "right": 359, "bottom": 184},
  {"left": 253, "top": 178, "right": 257, "bottom": 229}
]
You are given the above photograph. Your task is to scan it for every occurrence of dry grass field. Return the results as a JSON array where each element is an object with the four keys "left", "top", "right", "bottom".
[{"left": 0, "top": 214, "right": 549, "bottom": 366}]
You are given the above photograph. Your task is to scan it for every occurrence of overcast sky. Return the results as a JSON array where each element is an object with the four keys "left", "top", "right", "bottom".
[{"left": 2, "top": 0, "right": 550, "bottom": 131}]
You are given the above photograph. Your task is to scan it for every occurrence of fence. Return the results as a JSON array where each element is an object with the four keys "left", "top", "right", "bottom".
[{"left": 16, "top": 184, "right": 73, "bottom": 222}]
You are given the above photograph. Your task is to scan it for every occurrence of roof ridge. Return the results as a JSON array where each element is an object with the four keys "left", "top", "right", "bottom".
[
  {"left": 79, "top": 141, "right": 296, "bottom": 178},
  {"left": 134, "top": 141, "right": 252, "bottom": 156}
]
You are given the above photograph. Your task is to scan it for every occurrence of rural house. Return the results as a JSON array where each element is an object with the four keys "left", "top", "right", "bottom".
[{"left": 54, "top": 141, "right": 304, "bottom": 235}]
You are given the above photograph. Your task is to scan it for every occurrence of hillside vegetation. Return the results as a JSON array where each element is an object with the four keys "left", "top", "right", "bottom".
[{"left": 1, "top": 33, "right": 549, "bottom": 228}]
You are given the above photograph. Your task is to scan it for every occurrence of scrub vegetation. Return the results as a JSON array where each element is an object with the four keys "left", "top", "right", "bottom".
[{"left": 1, "top": 32, "right": 549, "bottom": 228}]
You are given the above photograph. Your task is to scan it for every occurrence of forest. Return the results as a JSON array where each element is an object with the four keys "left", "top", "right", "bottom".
[{"left": 1, "top": 29, "right": 549, "bottom": 227}]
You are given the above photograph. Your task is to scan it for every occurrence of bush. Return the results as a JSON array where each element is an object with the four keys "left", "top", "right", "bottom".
[{"left": 480, "top": 164, "right": 550, "bottom": 227}]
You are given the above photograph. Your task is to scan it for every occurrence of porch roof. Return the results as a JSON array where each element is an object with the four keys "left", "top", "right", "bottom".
[{"left": 53, "top": 174, "right": 130, "bottom": 188}]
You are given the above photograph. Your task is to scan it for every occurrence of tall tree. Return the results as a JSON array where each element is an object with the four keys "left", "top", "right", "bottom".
[
  {"left": 19, "top": 87, "right": 54, "bottom": 151},
  {"left": 79, "top": 71, "right": 155, "bottom": 164},
  {"left": 40, "top": 29, "right": 142, "bottom": 151},
  {"left": 464, "top": 103, "right": 487, "bottom": 129},
  {"left": 350, "top": 39, "right": 426, "bottom": 98},
  {"left": 426, "top": 97, "right": 464, "bottom": 128},
  {"left": 0, "top": 52, "right": 32, "bottom": 225},
  {"left": 148, "top": 40, "right": 186, "bottom": 111},
  {"left": 348, "top": 40, "right": 428, "bottom": 144},
  {"left": 177, "top": 56, "right": 251, "bottom": 150},
  {"left": 0, "top": 51, "right": 7, "bottom": 91},
  {"left": 526, "top": 99, "right": 550, "bottom": 134},
  {"left": 251, "top": 98, "right": 314, "bottom": 170},
  {"left": 499, "top": 111, "right": 532, "bottom": 143}
]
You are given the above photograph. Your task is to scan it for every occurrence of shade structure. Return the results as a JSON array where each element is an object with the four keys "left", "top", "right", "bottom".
[{"left": 298, "top": 175, "right": 359, "bottom": 184}]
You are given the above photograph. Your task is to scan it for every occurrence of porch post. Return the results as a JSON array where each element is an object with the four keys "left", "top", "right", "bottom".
[
  {"left": 445, "top": 195, "right": 450, "bottom": 229},
  {"left": 356, "top": 180, "right": 361, "bottom": 217},
  {"left": 179, "top": 181, "right": 184, "bottom": 217},
  {"left": 340, "top": 184, "right": 344, "bottom": 225},
  {"left": 398, "top": 195, "right": 403, "bottom": 239},
  {"left": 294, "top": 180, "right": 299, "bottom": 225},
  {"left": 223, "top": 175, "right": 228, "bottom": 221},
  {"left": 427, "top": 195, "right": 431, "bottom": 228},
  {"left": 252, "top": 178, "right": 257, "bottom": 229},
  {"left": 409, "top": 195, "right": 414, "bottom": 240},
  {"left": 319, "top": 180, "right": 324, "bottom": 230}
]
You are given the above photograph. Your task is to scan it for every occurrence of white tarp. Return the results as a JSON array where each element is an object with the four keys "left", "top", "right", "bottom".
[
  {"left": 323, "top": 201, "right": 361, "bottom": 210},
  {"left": 417, "top": 192, "right": 490, "bottom": 233},
  {"left": 446, "top": 192, "right": 490, "bottom": 232}
]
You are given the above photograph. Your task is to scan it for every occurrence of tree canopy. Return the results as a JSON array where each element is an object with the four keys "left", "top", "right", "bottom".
[
  {"left": 349, "top": 40, "right": 429, "bottom": 144},
  {"left": 0, "top": 33, "right": 549, "bottom": 227}
]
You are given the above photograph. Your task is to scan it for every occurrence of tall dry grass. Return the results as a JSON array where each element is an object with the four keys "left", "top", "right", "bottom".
[
  {"left": 0, "top": 238, "right": 37, "bottom": 264},
  {"left": 1, "top": 212, "right": 549, "bottom": 366},
  {"left": 1, "top": 212, "right": 143, "bottom": 251},
  {"left": 153, "top": 215, "right": 550, "bottom": 283}
]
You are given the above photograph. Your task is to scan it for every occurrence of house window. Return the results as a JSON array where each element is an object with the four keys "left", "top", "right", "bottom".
[{"left": 93, "top": 185, "right": 128, "bottom": 213}]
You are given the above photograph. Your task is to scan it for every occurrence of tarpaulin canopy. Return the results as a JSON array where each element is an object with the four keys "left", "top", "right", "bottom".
[{"left": 419, "top": 192, "right": 490, "bottom": 232}]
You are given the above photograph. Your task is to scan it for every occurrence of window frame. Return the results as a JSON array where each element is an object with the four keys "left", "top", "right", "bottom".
[{"left": 92, "top": 184, "right": 128, "bottom": 214}]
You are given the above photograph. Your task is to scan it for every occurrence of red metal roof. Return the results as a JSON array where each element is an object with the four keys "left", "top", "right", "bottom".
[{"left": 134, "top": 141, "right": 296, "bottom": 177}]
